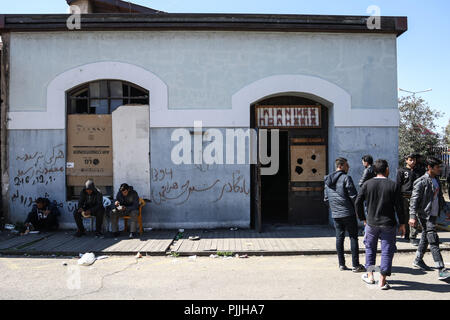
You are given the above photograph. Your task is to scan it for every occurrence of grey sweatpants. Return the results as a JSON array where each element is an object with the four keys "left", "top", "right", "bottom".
[{"left": 111, "top": 209, "right": 139, "bottom": 233}]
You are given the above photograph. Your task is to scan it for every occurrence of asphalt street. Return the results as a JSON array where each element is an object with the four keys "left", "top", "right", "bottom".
[{"left": 0, "top": 251, "right": 449, "bottom": 300}]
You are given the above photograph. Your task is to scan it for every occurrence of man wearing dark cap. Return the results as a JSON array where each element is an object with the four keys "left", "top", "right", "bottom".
[
  {"left": 111, "top": 183, "right": 140, "bottom": 238},
  {"left": 396, "top": 153, "right": 421, "bottom": 245},
  {"left": 23, "top": 197, "right": 60, "bottom": 233},
  {"left": 73, "top": 179, "right": 105, "bottom": 237}
]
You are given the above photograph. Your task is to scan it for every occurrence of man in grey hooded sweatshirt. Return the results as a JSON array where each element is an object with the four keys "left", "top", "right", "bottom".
[
  {"left": 324, "top": 157, "right": 365, "bottom": 272},
  {"left": 73, "top": 179, "right": 105, "bottom": 237}
]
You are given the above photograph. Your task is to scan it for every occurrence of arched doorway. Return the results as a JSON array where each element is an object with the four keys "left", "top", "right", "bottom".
[
  {"left": 65, "top": 79, "right": 149, "bottom": 200},
  {"left": 251, "top": 95, "right": 329, "bottom": 229}
]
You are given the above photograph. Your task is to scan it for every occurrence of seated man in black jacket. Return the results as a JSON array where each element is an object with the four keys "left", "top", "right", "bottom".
[
  {"left": 73, "top": 179, "right": 105, "bottom": 237},
  {"left": 111, "top": 183, "right": 140, "bottom": 238},
  {"left": 23, "top": 197, "right": 60, "bottom": 233}
]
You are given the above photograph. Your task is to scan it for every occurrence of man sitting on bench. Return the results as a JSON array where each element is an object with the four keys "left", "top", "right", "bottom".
[{"left": 111, "top": 183, "right": 140, "bottom": 238}]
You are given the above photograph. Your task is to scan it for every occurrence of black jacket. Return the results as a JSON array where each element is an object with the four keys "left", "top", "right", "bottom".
[
  {"left": 324, "top": 170, "right": 358, "bottom": 218},
  {"left": 409, "top": 173, "right": 446, "bottom": 220},
  {"left": 396, "top": 167, "right": 420, "bottom": 196},
  {"left": 78, "top": 181, "right": 104, "bottom": 213},
  {"left": 358, "top": 165, "right": 376, "bottom": 188},
  {"left": 115, "top": 186, "right": 140, "bottom": 212},
  {"left": 356, "top": 177, "right": 404, "bottom": 227},
  {"left": 25, "top": 199, "right": 60, "bottom": 230}
]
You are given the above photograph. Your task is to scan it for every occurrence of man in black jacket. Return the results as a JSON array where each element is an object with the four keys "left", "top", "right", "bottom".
[
  {"left": 359, "top": 155, "right": 376, "bottom": 188},
  {"left": 396, "top": 154, "right": 421, "bottom": 245},
  {"left": 356, "top": 159, "right": 405, "bottom": 290},
  {"left": 324, "top": 157, "right": 365, "bottom": 272},
  {"left": 73, "top": 180, "right": 105, "bottom": 237},
  {"left": 111, "top": 183, "right": 140, "bottom": 238},
  {"left": 24, "top": 197, "right": 60, "bottom": 233},
  {"left": 409, "top": 157, "right": 449, "bottom": 280}
]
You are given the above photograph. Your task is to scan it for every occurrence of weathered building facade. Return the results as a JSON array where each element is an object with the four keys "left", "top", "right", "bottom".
[{"left": 0, "top": 6, "right": 407, "bottom": 231}]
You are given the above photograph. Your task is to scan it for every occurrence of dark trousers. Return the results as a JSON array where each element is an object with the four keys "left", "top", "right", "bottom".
[
  {"left": 73, "top": 209, "right": 104, "bottom": 232},
  {"left": 25, "top": 212, "right": 58, "bottom": 231},
  {"left": 402, "top": 197, "right": 418, "bottom": 239},
  {"left": 334, "top": 216, "right": 360, "bottom": 268},
  {"left": 416, "top": 216, "right": 444, "bottom": 269}
]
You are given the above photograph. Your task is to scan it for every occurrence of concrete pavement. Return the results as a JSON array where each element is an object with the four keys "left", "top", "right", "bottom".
[{"left": 0, "top": 252, "right": 449, "bottom": 300}]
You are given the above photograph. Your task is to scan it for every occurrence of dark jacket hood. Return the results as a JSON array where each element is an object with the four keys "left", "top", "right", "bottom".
[
  {"left": 325, "top": 171, "right": 345, "bottom": 188},
  {"left": 85, "top": 180, "right": 97, "bottom": 192}
]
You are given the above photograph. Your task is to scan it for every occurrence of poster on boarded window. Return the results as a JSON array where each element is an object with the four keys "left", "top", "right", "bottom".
[{"left": 66, "top": 115, "right": 113, "bottom": 185}]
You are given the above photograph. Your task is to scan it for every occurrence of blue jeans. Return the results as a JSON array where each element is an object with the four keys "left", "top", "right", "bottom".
[{"left": 364, "top": 224, "right": 397, "bottom": 276}]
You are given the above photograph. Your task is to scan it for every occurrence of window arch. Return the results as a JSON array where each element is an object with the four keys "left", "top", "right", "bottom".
[{"left": 67, "top": 79, "right": 149, "bottom": 115}]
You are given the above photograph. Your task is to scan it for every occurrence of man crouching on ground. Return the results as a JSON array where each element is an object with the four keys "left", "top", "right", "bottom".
[{"left": 356, "top": 159, "right": 405, "bottom": 290}]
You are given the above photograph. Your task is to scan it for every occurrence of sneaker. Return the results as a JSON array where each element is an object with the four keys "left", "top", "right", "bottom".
[
  {"left": 410, "top": 239, "right": 419, "bottom": 246},
  {"left": 129, "top": 232, "right": 134, "bottom": 239},
  {"left": 95, "top": 231, "right": 104, "bottom": 238},
  {"left": 413, "top": 259, "right": 433, "bottom": 271},
  {"left": 438, "top": 268, "right": 450, "bottom": 281},
  {"left": 339, "top": 265, "right": 350, "bottom": 271},
  {"left": 352, "top": 265, "right": 366, "bottom": 273},
  {"left": 379, "top": 282, "right": 391, "bottom": 290},
  {"left": 74, "top": 230, "right": 86, "bottom": 237},
  {"left": 361, "top": 273, "right": 375, "bottom": 284}
]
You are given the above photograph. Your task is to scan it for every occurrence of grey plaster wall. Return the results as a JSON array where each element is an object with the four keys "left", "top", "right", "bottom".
[
  {"left": 327, "top": 126, "right": 399, "bottom": 225},
  {"left": 9, "top": 31, "right": 398, "bottom": 112},
  {"left": 147, "top": 128, "right": 251, "bottom": 229},
  {"left": 8, "top": 130, "right": 77, "bottom": 225}
]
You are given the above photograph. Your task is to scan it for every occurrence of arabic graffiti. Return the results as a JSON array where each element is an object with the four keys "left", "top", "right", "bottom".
[
  {"left": 150, "top": 167, "right": 249, "bottom": 206},
  {"left": 10, "top": 144, "right": 66, "bottom": 210}
]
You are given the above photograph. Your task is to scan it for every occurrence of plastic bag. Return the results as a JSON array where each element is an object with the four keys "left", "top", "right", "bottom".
[{"left": 77, "top": 252, "right": 96, "bottom": 266}]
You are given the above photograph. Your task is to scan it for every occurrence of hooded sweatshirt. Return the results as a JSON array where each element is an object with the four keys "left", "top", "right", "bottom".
[
  {"left": 324, "top": 170, "right": 358, "bottom": 219},
  {"left": 78, "top": 180, "right": 104, "bottom": 213}
]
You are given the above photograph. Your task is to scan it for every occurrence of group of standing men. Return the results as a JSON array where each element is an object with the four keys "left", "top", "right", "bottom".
[{"left": 324, "top": 154, "right": 449, "bottom": 290}]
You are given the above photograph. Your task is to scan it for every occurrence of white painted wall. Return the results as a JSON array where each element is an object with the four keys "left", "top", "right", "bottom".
[{"left": 112, "top": 105, "right": 151, "bottom": 199}]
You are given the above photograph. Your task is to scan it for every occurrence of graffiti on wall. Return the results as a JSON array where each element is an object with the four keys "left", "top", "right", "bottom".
[
  {"left": 11, "top": 144, "right": 65, "bottom": 210},
  {"left": 150, "top": 167, "right": 249, "bottom": 206}
]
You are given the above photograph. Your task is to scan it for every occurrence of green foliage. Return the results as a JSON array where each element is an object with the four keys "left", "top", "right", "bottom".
[
  {"left": 444, "top": 119, "right": 450, "bottom": 146},
  {"left": 398, "top": 95, "right": 443, "bottom": 165},
  {"left": 217, "top": 251, "right": 233, "bottom": 257}
]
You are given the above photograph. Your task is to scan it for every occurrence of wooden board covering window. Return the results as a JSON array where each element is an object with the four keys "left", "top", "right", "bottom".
[
  {"left": 290, "top": 145, "right": 326, "bottom": 182},
  {"left": 66, "top": 114, "right": 113, "bottom": 186}
]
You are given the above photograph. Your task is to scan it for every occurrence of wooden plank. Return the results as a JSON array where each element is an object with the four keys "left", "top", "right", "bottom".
[
  {"left": 247, "top": 230, "right": 260, "bottom": 252},
  {"left": 217, "top": 230, "right": 225, "bottom": 252},
  {"left": 209, "top": 231, "right": 218, "bottom": 251},
  {"left": 273, "top": 232, "right": 289, "bottom": 252},
  {"left": 0, "top": 233, "right": 52, "bottom": 250},
  {"left": 21, "top": 233, "right": 73, "bottom": 251},
  {"left": 139, "top": 233, "right": 162, "bottom": 252},
  {"left": 152, "top": 232, "right": 170, "bottom": 252}
]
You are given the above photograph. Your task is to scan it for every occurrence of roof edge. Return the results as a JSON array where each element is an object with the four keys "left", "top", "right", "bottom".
[{"left": 0, "top": 13, "right": 407, "bottom": 36}]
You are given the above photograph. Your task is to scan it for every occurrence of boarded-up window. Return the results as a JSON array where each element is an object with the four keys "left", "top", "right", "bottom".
[{"left": 66, "top": 80, "right": 149, "bottom": 200}]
